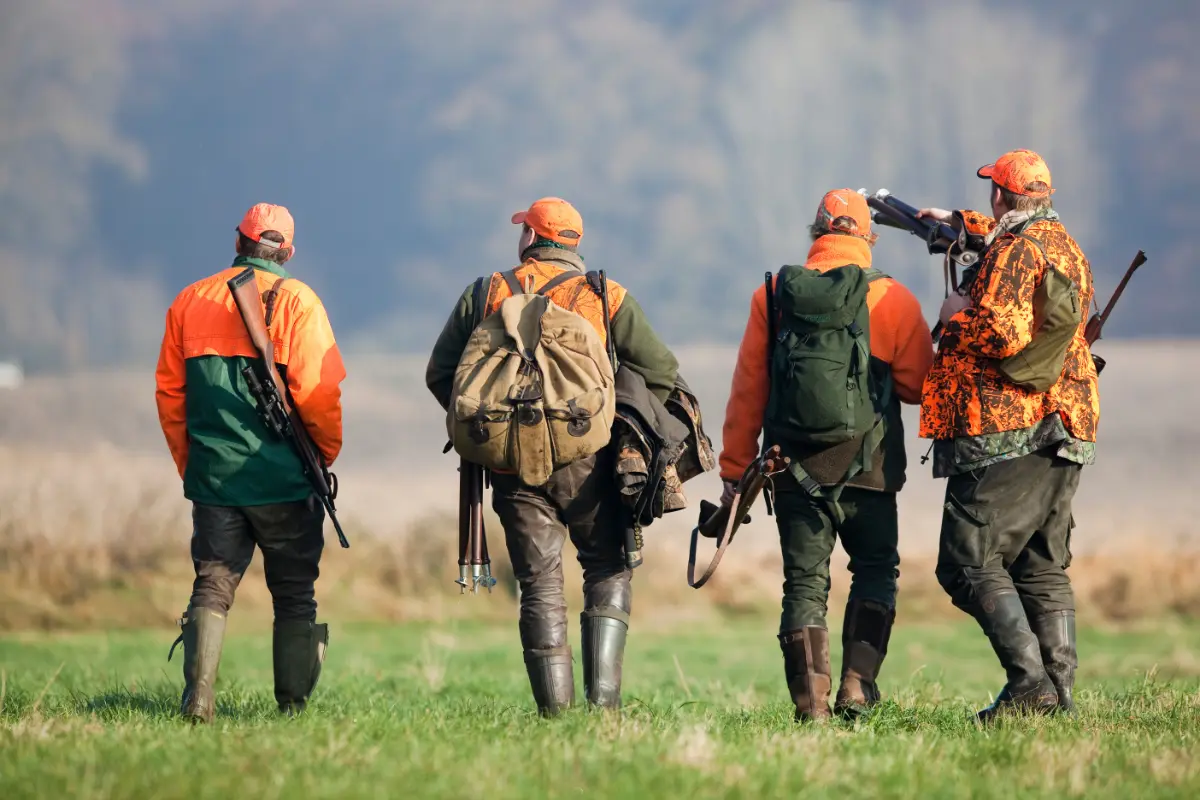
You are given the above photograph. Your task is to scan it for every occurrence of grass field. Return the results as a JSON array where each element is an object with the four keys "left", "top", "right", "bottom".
[{"left": 2, "top": 618, "right": 1198, "bottom": 799}]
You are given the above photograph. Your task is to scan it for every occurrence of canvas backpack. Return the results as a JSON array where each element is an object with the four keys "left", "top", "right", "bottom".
[
  {"left": 994, "top": 233, "right": 1081, "bottom": 393},
  {"left": 764, "top": 264, "right": 891, "bottom": 510},
  {"left": 447, "top": 269, "right": 616, "bottom": 487}
]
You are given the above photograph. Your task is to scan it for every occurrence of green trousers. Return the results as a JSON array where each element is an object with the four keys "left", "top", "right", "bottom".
[{"left": 774, "top": 480, "right": 899, "bottom": 632}]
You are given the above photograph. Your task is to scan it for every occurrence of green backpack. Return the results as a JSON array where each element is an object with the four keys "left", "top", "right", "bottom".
[{"left": 764, "top": 264, "right": 890, "bottom": 491}]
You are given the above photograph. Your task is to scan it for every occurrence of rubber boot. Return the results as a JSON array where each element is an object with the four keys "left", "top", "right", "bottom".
[
  {"left": 273, "top": 619, "right": 329, "bottom": 716},
  {"left": 168, "top": 607, "right": 227, "bottom": 724},
  {"left": 779, "top": 626, "right": 833, "bottom": 723},
  {"left": 524, "top": 646, "right": 575, "bottom": 717},
  {"left": 581, "top": 606, "right": 629, "bottom": 709},
  {"left": 1029, "top": 610, "right": 1077, "bottom": 715},
  {"left": 973, "top": 590, "right": 1059, "bottom": 723},
  {"left": 834, "top": 599, "right": 895, "bottom": 718}
]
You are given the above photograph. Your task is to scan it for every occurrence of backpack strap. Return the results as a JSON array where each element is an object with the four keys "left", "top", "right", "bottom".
[
  {"left": 471, "top": 276, "right": 488, "bottom": 327},
  {"left": 264, "top": 278, "right": 288, "bottom": 328},
  {"left": 862, "top": 267, "right": 891, "bottom": 285},
  {"left": 1015, "top": 232, "right": 1047, "bottom": 261},
  {"left": 535, "top": 270, "right": 582, "bottom": 298},
  {"left": 501, "top": 269, "right": 524, "bottom": 297}
]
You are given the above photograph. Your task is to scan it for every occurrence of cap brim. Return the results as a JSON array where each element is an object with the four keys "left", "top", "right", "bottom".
[
  {"left": 511, "top": 211, "right": 527, "bottom": 225},
  {"left": 976, "top": 164, "right": 996, "bottom": 180}
]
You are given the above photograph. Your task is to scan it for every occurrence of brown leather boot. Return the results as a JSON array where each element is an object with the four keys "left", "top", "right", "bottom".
[
  {"left": 779, "top": 626, "right": 833, "bottom": 722},
  {"left": 834, "top": 599, "right": 895, "bottom": 718}
]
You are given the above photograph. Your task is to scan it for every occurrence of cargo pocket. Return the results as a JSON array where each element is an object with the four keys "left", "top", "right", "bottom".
[
  {"left": 1054, "top": 514, "right": 1075, "bottom": 570},
  {"left": 938, "top": 489, "right": 994, "bottom": 569},
  {"left": 545, "top": 386, "right": 611, "bottom": 468}
]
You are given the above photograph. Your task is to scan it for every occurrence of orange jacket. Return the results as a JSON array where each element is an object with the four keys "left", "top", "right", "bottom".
[
  {"left": 719, "top": 235, "right": 934, "bottom": 481},
  {"left": 155, "top": 259, "right": 345, "bottom": 503},
  {"left": 919, "top": 212, "right": 1099, "bottom": 441}
]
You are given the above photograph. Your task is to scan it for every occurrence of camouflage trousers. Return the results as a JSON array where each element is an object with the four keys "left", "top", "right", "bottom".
[
  {"left": 490, "top": 452, "right": 632, "bottom": 651},
  {"left": 188, "top": 499, "right": 325, "bottom": 622},
  {"left": 935, "top": 446, "right": 1081, "bottom": 617},
  {"left": 774, "top": 479, "right": 900, "bottom": 632}
]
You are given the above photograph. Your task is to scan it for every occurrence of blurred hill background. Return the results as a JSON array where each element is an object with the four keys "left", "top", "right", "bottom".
[{"left": 1, "top": 0, "right": 1196, "bottom": 372}]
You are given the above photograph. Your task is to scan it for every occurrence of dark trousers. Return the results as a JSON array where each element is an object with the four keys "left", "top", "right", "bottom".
[
  {"left": 936, "top": 447, "right": 1081, "bottom": 617},
  {"left": 490, "top": 453, "right": 631, "bottom": 652},
  {"left": 189, "top": 499, "right": 326, "bottom": 622},
  {"left": 774, "top": 480, "right": 900, "bottom": 632}
]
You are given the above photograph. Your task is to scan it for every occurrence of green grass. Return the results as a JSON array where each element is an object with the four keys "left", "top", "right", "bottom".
[{"left": 2, "top": 617, "right": 1199, "bottom": 799}]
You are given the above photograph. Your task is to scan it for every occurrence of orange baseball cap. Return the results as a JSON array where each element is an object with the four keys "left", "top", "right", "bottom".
[
  {"left": 812, "top": 188, "right": 876, "bottom": 243},
  {"left": 977, "top": 149, "right": 1054, "bottom": 197},
  {"left": 238, "top": 203, "right": 295, "bottom": 251},
  {"left": 511, "top": 197, "right": 583, "bottom": 246}
]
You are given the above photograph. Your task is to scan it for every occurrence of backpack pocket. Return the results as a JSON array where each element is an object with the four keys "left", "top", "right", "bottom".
[{"left": 545, "top": 384, "right": 612, "bottom": 467}]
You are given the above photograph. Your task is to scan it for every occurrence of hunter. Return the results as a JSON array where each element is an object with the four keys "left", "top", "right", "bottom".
[
  {"left": 719, "top": 189, "right": 934, "bottom": 721},
  {"left": 426, "top": 197, "right": 679, "bottom": 715},
  {"left": 155, "top": 203, "right": 346, "bottom": 723},
  {"left": 918, "top": 149, "right": 1098, "bottom": 721}
]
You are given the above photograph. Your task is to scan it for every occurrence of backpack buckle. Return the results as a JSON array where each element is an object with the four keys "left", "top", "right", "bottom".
[
  {"left": 516, "top": 404, "right": 543, "bottom": 427},
  {"left": 469, "top": 415, "right": 492, "bottom": 444},
  {"left": 565, "top": 398, "right": 591, "bottom": 437}
]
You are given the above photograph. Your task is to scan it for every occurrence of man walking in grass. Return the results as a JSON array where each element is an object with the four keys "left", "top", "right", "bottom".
[
  {"left": 717, "top": 189, "right": 933, "bottom": 722},
  {"left": 918, "top": 150, "right": 1098, "bottom": 721},
  {"left": 155, "top": 203, "right": 346, "bottom": 723}
]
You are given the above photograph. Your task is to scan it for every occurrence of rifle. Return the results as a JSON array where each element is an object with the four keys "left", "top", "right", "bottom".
[
  {"left": 688, "top": 445, "right": 789, "bottom": 589},
  {"left": 1084, "top": 250, "right": 1147, "bottom": 374},
  {"left": 227, "top": 268, "right": 349, "bottom": 549}
]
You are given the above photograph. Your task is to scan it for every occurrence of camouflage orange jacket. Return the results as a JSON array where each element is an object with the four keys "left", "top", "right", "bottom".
[{"left": 919, "top": 211, "right": 1099, "bottom": 442}]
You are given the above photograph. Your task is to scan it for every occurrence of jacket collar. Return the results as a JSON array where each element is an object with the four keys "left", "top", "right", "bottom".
[
  {"left": 232, "top": 255, "right": 291, "bottom": 279},
  {"left": 803, "top": 234, "right": 873, "bottom": 273},
  {"left": 521, "top": 246, "right": 586, "bottom": 273}
]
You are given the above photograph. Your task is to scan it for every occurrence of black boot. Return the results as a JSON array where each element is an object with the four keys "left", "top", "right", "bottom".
[
  {"left": 168, "top": 606, "right": 227, "bottom": 724},
  {"left": 834, "top": 599, "right": 895, "bottom": 718},
  {"left": 524, "top": 646, "right": 575, "bottom": 716},
  {"left": 972, "top": 590, "right": 1059, "bottom": 723},
  {"left": 273, "top": 619, "right": 329, "bottom": 715},
  {"left": 1029, "top": 610, "right": 1077, "bottom": 714},
  {"left": 581, "top": 607, "right": 629, "bottom": 709},
  {"left": 779, "top": 626, "right": 833, "bottom": 722}
]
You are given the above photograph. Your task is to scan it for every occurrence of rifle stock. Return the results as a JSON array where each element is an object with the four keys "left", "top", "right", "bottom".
[
  {"left": 1086, "top": 250, "right": 1147, "bottom": 345},
  {"left": 227, "top": 267, "right": 349, "bottom": 548}
]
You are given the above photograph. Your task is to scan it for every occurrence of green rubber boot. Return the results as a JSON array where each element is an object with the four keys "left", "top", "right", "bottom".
[
  {"left": 581, "top": 607, "right": 629, "bottom": 709},
  {"left": 168, "top": 607, "right": 227, "bottom": 724},
  {"left": 273, "top": 619, "right": 329, "bottom": 715}
]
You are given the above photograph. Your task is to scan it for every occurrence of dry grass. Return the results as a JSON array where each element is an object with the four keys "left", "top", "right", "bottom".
[{"left": 2, "top": 443, "right": 1199, "bottom": 631}]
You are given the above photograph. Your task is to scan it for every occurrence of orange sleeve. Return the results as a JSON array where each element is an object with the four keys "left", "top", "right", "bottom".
[
  {"left": 287, "top": 296, "right": 346, "bottom": 466},
  {"left": 718, "top": 284, "right": 770, "bottom": 482},
  {"left": 154, "top": 301, "right": 189, "bottom": 478},
  {"left": 868, "top": 281, "right": 933, "bottom": 405}
]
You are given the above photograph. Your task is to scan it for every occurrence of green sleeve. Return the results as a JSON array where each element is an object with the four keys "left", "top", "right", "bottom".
[
  {"left": 610, "top": 294, "right": 679, "bottom": 402},
  {"left": 425, "top": 283, "right": 477, "bottom": 410}
]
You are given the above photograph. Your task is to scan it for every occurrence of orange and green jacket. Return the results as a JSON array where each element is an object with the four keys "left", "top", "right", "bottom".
[
  {"left": 719, "top": 235, "right": 934, "bottom": 486},
  {"left": 155, "top": 256, "right": 346, "bottom": 506},
  {"left": 919, "top": 212, "right": 1099, "bottom": 442},
  {"left": 426, "top": 246, "right": 679, "bottom": 408}
]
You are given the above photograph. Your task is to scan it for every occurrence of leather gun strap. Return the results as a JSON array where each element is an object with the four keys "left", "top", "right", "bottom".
[
  {"left": 264, "top": 278, "right": 288, "bottom": 328},
  {"left": 688, "top": 493, "right": 741, "bottom": 589}
]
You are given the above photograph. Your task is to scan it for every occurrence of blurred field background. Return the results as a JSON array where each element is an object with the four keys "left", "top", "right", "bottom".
[{"left": 2, "top": 340, "right": 1197, "bottom": 631}]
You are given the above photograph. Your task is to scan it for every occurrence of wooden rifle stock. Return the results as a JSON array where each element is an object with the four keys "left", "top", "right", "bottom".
[
  {"left": 1086, "top": 250, "right": 1147, "bottom": 345},
  {"left": 227, "top": 267, "right": 349, "bottom": 548}
]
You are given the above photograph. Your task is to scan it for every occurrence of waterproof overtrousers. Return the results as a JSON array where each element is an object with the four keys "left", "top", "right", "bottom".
[
  {"left": 273, "top": 619, "right": 329, "bottom": 715},
  {"left": 779, "top": 626, "right": 833, "bottom": 722},
  {"left": 834, "top": 599, "right": 895, "bottom": 717},
  {"left": 973, "top": 589, "right": 1059, "bottom": 723},
  {"left": 171, "top": 606, "right": 227, "bottom": 724}
]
